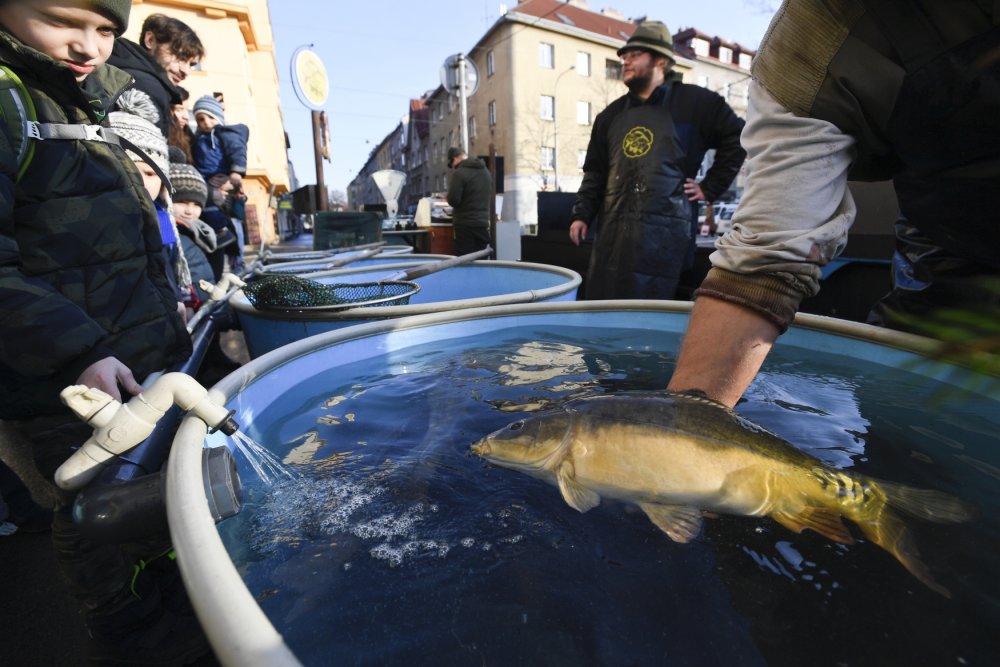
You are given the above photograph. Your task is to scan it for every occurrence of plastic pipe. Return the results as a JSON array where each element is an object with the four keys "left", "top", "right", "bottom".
[{"left": 55, "top": 372, "right": 239, "bottom": 491}]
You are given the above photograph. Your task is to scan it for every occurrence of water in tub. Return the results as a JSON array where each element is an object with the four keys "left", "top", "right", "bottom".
[{"left": 217, "top": 326, "right": 1000, "bottom": 666}]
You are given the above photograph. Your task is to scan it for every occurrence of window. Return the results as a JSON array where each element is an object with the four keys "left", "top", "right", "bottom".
[
  {"left": 448, "top": 95, "right": 454, "bottom": 112},
  {"left": 576, "top": 101, "right": 591, "bottom": 125},
  {"left": 718, "top": 46, "right": 733, "bottom": 64},
  {"left": 739, "top": 53, "right": 753, "bottom": 69},
  {"left": 469, "top": 115, "right": 477, "bottom": 139},
  {"left": 693, "top": 38, "right": 709, "bottom": 57},
  {"left": 488, "top": 100, "right": 496, "bottom": 126},
  {"left": 541, "top": 146, "right": 554, "bottom": 170},
  {"left": 487, "top": 50, "right": 495, "bottom": 77},
  {"left": 577, "top": 149, "right": 587, "bottom": 170},
  {"left": 576, "top": 51, "right": 590, "bottom": 76},
  {"left": 540, "top": 95, "right": 554, "bottom": 121},
  {"left": 605, "top": 59, "right": 622, "bottom": 80},
  {"left": 448, "top": 130, "right": 454, "bottom": 148},
  {"left": 539, "top": 42, "right": 554, "bottom": 69}
]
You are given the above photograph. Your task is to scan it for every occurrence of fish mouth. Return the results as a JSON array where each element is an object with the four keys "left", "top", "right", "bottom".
[{"left": 470, "top": 440, "right": 489, "bottom": 456}]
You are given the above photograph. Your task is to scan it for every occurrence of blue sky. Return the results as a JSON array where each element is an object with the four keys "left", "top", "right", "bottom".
[{"left": 269, "top": 1, "right": 777, "bottom": 194}]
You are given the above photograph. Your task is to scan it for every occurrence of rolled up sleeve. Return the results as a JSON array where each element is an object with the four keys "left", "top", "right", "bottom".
[{"left": 699, "top": 81, "right": 859, "bottom": 330}]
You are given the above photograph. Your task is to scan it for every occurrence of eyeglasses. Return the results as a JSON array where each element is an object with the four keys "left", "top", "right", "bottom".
[{"left": 620, "top": 50, "right": 649, "bottom": 62}]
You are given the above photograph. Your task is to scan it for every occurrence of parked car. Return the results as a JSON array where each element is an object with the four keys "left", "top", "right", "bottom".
[{"left": 714, "top": 203, "right": 739, "bottom": 235}]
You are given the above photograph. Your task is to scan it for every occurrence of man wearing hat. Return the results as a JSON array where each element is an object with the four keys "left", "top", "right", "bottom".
[
  {"left": 446, "top": 146, "right": 493, "bottom": 255},
  {"left": 569, "top": 20, "right": 745, "bottom": 300}
]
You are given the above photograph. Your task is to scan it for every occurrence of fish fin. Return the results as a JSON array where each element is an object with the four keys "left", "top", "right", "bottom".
[
  {"left": 556, "top": 461, "right": 600, "bottom": 513},
  {"left": 876, "top": 480, "right": 973, "bottom": 523},
  {"left": 639, "top": 503, "right": 703, "bottom": 543},
  {"left": 855, "top": 506, "right": 952, "bottom": 598},
  {"left": 771, "top": 507, "right": 855, "bottom": 545}
]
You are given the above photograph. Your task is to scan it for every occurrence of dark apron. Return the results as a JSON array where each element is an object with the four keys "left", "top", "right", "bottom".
[
  {"left": 864, "top": 3, "right": 1000, "bottom": 327},
  {"left": 585, "top": 88, "right": 692, "bottom": 300}
]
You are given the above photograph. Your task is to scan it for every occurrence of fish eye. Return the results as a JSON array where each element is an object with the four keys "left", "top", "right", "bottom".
[{"left": 508, "top": 421, "right": 525, "bottom": 432}]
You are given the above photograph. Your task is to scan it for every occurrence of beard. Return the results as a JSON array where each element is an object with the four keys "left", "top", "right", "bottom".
[{"left": 625, "top": 66, "right": 656, "bottom": 93}]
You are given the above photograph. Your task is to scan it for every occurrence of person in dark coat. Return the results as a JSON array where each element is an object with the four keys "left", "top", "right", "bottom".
[
  {"left": 569, "top": 20, "right": 745, "bottom": 300},
  {"left": 106, "top": 13, "right": 204, "bottom": 138},
  {"left": 668, "top": 0, "right": 999, "bottom": 409},
  {"left": 446, "top": 147, "right": 493, "bottom": 256},
  {"left": 0, "top": 2, "right": 208, "bottom": 662}
]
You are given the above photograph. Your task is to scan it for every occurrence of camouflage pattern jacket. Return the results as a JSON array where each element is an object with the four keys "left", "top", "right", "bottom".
[{"left": 0, "top": 31, "right": 191, "bottom": 420}]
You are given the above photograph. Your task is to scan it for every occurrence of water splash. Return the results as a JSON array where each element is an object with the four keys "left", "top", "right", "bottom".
[{"left": 229, "top": 430, "right": 298, "bottom": 485}]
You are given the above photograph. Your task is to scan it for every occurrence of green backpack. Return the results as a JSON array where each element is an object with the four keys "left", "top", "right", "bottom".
[
  {"left": 0, "top": 64, "right": 37, "bottom": 182},
  {"left": 0, "top": 64, "right": 171, "bottom": 189}
]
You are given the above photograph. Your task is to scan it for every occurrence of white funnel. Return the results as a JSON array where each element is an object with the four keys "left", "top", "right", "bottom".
[{"left": 371, "top": 169, "right": 406, "bottom": 219}]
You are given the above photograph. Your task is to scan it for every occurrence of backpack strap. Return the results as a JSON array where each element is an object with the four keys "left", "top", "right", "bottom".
[
  {"left": 26, "top": 120, "right": 173, "bottom": 194},
  {"left": 0, "top": 65, "right": 171, "bottom": 192}
]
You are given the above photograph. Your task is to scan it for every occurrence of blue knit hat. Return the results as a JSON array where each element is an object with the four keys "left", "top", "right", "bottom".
[{"left": 192, "top": 95, "right": 225, "bottom": 125}]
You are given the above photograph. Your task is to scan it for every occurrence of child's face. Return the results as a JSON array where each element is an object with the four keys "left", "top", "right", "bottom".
[
  {"left": 0, "top": 1, "right": 116, "bottom": 82},
  {"left": 172, "top": 103, "right": 189, "bottom": 127},
  {"left": 173, "top": 200, "right": 203, "bottom": 223},
  {"left": 134, "top": 160, "right": 163, "bottom": 200},
  {"left": 194, "top": 112, "right": 218, "bottom": 133}
]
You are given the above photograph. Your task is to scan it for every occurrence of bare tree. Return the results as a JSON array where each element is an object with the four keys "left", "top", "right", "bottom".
[{"left": 328, "top": 189, "right": 348, "bottom": 210}]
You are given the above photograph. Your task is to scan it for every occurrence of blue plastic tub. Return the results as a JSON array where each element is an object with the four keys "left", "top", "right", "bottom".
[
  {"left": 168, "top": 301, "right": 999, "bottom": 666},
  {"left": 231, "top": 261, "right": 582, "bottom": 358},
  {"left": 258, "top": 252, "right": 451, "bottom": 275}
]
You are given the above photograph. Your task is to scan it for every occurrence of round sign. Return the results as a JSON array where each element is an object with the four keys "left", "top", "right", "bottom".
[
  {"left": 440, "top": 53, "right": 479, "bottom": 98},
  {"left": 291, "top": 46, "right": 329, "bottom": 110}
]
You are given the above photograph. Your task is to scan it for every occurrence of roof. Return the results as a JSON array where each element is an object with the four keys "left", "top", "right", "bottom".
[{"left": 508, "top": 0, "right": 638, "bottom": 42}]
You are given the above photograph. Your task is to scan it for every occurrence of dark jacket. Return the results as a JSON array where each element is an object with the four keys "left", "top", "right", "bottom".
[
  {"left": 446, "top": 157, "right": 492, "bottom": 228},
  {"left": 0, "top": 31, "right": 191, "bottom": 419},
  {"left": 192, "top": 125, "right": 249, "bottom": 179},
  {"left": 106, "top": 38, "right": 180, "bottom": 138},
  {"left": 571, "top": 81, "right": 745, "bottom": 225}
]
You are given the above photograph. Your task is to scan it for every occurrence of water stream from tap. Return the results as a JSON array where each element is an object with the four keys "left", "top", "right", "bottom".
[{"left": 230, "top": 430, "right": 297, "bottom": 485}]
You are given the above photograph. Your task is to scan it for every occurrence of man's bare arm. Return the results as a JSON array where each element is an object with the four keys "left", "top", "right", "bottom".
[{"left": 667, "top": 296, "right": 780, "bottom": 408}]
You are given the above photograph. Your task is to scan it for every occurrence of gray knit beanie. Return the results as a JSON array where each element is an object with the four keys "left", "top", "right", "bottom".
[
  {"left": 108, "top": 111, "right": 169, "bottom": 178},
  {"left": 170, "top": 163, "right": 208, "bottom": 207},
  {"left": 93, "top": 1, "right": 131, "bottom": 34},
  {"left": 192, "top": 95, "right": 225, "bottom": 125}
]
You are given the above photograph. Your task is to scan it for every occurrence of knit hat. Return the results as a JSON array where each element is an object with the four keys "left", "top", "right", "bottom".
[
  {"left": 193, "top": 95, "right": 225, "bottom": 125},
  {"left": 94, "top": 1, "right": 131, "bottom": 34},
  {"left": 618, "top": 20, "right": 675, "bottom": 60},
  {"left": 108, "top": 111, "right": 169, "bottom": 178},
  {"left": 170, "top": 163, "right": 208, "bottom": 207}
]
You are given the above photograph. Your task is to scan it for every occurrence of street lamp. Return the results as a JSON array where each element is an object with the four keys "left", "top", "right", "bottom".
[{"left": 553, "top": 64, "right": 575, "bottom": 192}]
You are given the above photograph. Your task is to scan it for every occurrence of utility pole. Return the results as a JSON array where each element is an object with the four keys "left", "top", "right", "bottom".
[{"left": 312, "top": 110, "right": 329, "bottom": 211}]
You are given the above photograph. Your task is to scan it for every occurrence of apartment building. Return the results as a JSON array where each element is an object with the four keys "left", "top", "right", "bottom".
[
  {"left": 125, "top": 0, "right": 291, "bottom": 245},
  {"left": 349, "top": 0, "right": 754, "bottom": 228}
]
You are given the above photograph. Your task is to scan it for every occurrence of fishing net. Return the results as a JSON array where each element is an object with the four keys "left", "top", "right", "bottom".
[{"left": 241, "top": 274, "right": 419, "bottom": 311}]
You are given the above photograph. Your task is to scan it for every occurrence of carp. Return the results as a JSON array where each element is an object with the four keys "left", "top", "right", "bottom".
[{"left": 471, "top": 391, "right": 972, "bottom": 596}]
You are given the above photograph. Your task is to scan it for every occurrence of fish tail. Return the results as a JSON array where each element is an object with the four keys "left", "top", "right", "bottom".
[
  {"left": 877, "top": 479, "right": 974, "bottom": 523},
  {"left": 855, "top": 504, "right": 953, "bottom": 598}
]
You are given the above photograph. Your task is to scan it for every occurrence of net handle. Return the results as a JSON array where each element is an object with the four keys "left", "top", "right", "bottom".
[{"left": 385, "top": 246, "right": 493, "bottom": 281}]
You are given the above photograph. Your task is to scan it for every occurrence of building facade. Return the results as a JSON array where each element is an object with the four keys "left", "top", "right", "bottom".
[
  {"left": 350, "top": 0, "right": 754, "bottom": 228},
  {"left": 125, "top": 0, "right": 291, "bottom": 245}
]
